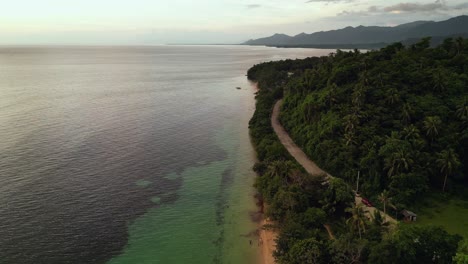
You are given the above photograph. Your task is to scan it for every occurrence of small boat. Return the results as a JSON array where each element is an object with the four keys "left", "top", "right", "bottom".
[{"left": 236, "top": 87, "right": 242, "bottom": 90}]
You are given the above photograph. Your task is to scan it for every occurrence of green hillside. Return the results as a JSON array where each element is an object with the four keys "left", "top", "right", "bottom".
[{"left": 248, "top": 37, "right": 468, "bottom": 263}]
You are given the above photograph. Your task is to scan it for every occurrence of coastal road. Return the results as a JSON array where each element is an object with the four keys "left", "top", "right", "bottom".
[
  {"left": 271, "top": 100, "right": 396, "bottom": 223},
  {"left": 271, "top": 99, "right": 329, "bottom": 177}
]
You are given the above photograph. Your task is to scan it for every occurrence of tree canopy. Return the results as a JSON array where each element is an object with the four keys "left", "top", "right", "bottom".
[{"left": 248, "top": 38, "right": 467, "bottom": 263}]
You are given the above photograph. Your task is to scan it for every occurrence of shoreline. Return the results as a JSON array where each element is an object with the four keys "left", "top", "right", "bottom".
[
  {"left": 249, "top": 82, "right": 277, "bottom": 264},
  {"left": 258, "top": 215, "right": 277, "bottom": 264}
]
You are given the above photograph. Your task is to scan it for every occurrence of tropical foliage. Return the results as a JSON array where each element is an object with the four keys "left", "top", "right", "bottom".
[{"left": 248, "top": 38, "right": 468, "bottom": 263}]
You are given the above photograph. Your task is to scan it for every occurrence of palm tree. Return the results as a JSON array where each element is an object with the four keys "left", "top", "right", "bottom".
[
  {"left": 377, "top": 73, "right": 386, "bottom": 88},
  {"left": 395, "top": 149, "right": 414, "bottom": 172},
  {"left": 352, "top": 84, "right": 367, "bottom": 109},
  {"left": 346, "top": 204, "right": 368, "bottom": 239},
  {"left": 302, "top": 69, "right": 316, "bottom": 90},
  {"left": 360, "top": 69, "right": 371, "bottom": 85},
  {"left": 441, "top": 37, "right": 455, "bottom": 54},
  {"left": 378, "top": 190, "right": 391, "bottom": 218},
  {"left": 455, "top": 37, "right": 464, "bottom": 55},
  {"left": 343, "top": 131, "right": 355, "bottom": 146},
  {"left": 344, "top": 113, "right": 360, "bottom": 135},
  {"left": 266, "top": 160, "right": 293, "bottom": 184},
  {"left": 400, "top": 103, "right": 413, "bottom": 124},
  {"left": 432, "top": 69, "right": 447, "bottom": 92},
  {"left": 423, "top": 116, "right": 442, "bottom": 142},
  {"left": 384, "top": 148, "right": 414, "bottom": 177},
  {"left": 436, "top": 149, "right": 461, "bottom": 192},
  {"left": 456, "top": 100, "right": 468, "bottom": 120},
  {"left": 327, "top": 83, "right": 338, "bottom": 107},
  {"left": 385, "top": 88, "right": 400, "bottom": 106},
  {"left": 289, "top": 170, "right": 306, "bottom": 188},
  {"left": 277, "top": 189, "right": 297, "bottom": 212},
  {"left": 402, "top": 125, "right": 420, "bottom": 141},
  {"left": 303, "top": 101, "right": 320, "bottom": 123}
]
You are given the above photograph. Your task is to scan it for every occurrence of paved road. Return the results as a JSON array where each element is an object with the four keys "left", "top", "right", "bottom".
[{"left": 272, "top": 100, "right": 396, "bottom": 223}]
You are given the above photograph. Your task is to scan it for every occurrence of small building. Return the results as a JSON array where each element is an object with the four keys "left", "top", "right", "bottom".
[{"left": 401, "top": 210, "right": 417, "bottom": 222}]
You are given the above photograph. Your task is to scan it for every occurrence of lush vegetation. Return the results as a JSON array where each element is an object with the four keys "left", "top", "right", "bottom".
[
  {"left": 279, "top": 38, "right": 467, "bottom": 207},
  {"left": 248, "top": 38, "right": 468, "bottom": 263}
]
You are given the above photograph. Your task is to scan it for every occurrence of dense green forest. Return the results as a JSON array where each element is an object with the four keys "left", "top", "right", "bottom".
[{"left": 248, "top": 37, "right": 468, "bottom": 263}]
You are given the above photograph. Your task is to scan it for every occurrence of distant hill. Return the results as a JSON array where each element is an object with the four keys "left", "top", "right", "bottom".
[{"left": 243, "top": 16, "right": 468, "bottom": 48}]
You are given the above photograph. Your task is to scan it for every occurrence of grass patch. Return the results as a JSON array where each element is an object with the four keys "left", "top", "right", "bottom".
[{"left": 408, "top": 191, "right": 468, "bottom": 239}]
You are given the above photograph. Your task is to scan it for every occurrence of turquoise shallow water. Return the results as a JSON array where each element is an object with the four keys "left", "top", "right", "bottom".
[
  {"left": 109, "top": 75, "right": 261, "bottom": 264},
  {"left": 0, "top": 45, "right": 332, "bottom": 263}
]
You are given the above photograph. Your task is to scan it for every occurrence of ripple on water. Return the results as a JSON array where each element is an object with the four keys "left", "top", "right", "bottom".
[{"left": 0, "top": 45, "right": 333, "bottom": 263}]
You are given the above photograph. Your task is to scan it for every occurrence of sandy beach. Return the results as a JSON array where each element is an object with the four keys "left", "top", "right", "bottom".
[{"left": 259, "top": 217, "right": 277, "bottom": 264}]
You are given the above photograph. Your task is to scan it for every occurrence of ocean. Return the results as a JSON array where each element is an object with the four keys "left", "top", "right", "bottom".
[{"left": 0, "top": 45, "right": 332, "bottom": 264}]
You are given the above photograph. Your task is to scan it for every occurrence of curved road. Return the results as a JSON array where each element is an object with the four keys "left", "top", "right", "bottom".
[
  {"left": 271, "top": 100, "right": 396, "bottom": 223},
  {"left": 271, "top": 99, "right": 329, "bottom": 177}
]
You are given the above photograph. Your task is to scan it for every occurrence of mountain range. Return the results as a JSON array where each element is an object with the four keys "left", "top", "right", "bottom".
[{"left": 243, "top": 15, "right": 468, "bottom": 48}]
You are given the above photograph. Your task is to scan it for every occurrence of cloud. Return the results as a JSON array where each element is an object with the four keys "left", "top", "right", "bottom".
[
  {"left": 337, "top": 6, "right": 379, "bottom": 17},
  {"left": 306, "top": 0, "right": 353, "bottom": 2},
  {"left": 368, "top": 6, "right": 379, "bottom": 12},
  {"left": 383, "top": 1, "right": 447, "bottom": 13},
  {"left": 454, "top": 2, "right": 468, "bottom": 9},
  {"left": 337, "top": 10, "right": 370, "bottom": 17},
  {"left": 337, "top": 0, "right": 468, "bottom": 17},
  {"left": 246, "top": 4, "right": 261, "bottom": 9}
]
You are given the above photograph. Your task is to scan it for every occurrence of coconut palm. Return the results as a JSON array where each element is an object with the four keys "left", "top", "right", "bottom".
[
  {"left": 344, "top": 113, "right": 360, "bottom": 137},
  {"left": 455, "top": 37, "right": 464, "bottom": 55},
  {"left": 327, "top": 83, "right": 338, "bottom": 107},
  {"left": 346, "top": 204, "right": 368, "bottom": 239},
  {"left": 432, "top": 69, "right": 447, "bottom": 92},
  {"left": 344, "top": 131, "right": 357, "bottom": 146},
  {"left": 402, "top": 125, "right": 420, "bottom": 141},
  {"left": 384, "top": 148, "right": 414, "bottom": 177},
  {"left": 360, "top": 68, "right": 371, "bottom": 85},
  {"left": 436, "top": 149, "right": 461, "bottom": 192},
  {"left": 400, "top": 103, "right": 413, "bottom": 124},
  {"left": 423, "top": 116, "right": 442, "bottom": 142},
  {"left": 456, "top": 100, "right": 468, "bottom": 120},
  {"left": 289, "top": 170, "right": 306, "bottom": 188},
  {"left": 302, "top": 69, "right": 316, "bottom": 90},
  {"left": 276, "top": 189, "right": 297, "bottom": 212},
  {"left": 385, "top": 88, "right": 400, "bottom": 105},
  {"left": 303, "top": 101, "right": 320, "bottom": 123},
  {"left": 265, "top": 160, "right": 293, "bottom": 184},
  {"left": 378, "top": 190, "right": 391, "bottom": 217},
  {"left": 352, "top": 86, "right": 365, "bottom": 108}
]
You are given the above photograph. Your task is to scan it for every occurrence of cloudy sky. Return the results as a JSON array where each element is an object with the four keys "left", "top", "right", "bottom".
[{"left": 1, "top": 0, "right": 467, "bottom": 44}]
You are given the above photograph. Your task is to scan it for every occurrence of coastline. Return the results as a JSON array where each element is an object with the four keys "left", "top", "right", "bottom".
[
  {"left": 249, "top": 82, "right": 277, "bottom": 264},
  {"left": 259, "top": 216, "right": 277, "bottom": 264},
  {"left": 244, "top": 43, "right": 468, "bottom": 263}
]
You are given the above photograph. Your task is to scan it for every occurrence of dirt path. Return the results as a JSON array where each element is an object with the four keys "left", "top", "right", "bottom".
[
  {"left": 272, "top": 100, "right": 397, "bottom": 224},
  {"left": 323, "top": 224, "right": 335, "bottom": 240},
  {"left": 272, "top": 100, "right": 328, "bottom": 177},
  {"left": 355, "top": 196, "right": 397, "bottom": 224}
]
